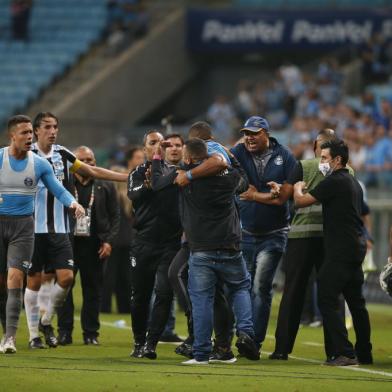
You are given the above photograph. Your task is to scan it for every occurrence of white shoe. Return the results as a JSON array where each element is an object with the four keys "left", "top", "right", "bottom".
[
  {"left": 182, "top": 358, "right": 209, "bottom": 365},
  {"left": 3, "top": 336, "right": 16, "bottom": 354},
  {"left": 0, "top": 336, "right": 5, "bottom": 354}
]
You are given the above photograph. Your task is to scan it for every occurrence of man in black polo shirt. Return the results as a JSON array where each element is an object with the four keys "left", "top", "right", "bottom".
[{"left": 293, "top": 139, "right": 372, "bottom": 366}]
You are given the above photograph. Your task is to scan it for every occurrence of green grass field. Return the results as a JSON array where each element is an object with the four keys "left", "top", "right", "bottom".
[{"left": 1, "top": 284, "right": 391, "bottom": 392}]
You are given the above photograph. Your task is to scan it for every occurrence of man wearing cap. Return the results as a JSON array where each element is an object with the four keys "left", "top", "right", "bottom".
[{"left": 230, "top": 116, "right": 296, "bottom": 352}]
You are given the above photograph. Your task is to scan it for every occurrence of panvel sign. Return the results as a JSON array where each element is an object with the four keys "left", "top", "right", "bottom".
[{"left": 186, "top": 8, "right": 392, "bottom": 52}]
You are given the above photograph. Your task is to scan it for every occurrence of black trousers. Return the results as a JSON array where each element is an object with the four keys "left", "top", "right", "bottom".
[
  {"left": 101, "top": 246, "right": 132, "bottom": 314},
  {"left": 58, "top": 237, "right": 103, "bottom": 338},
  {"left": 274, "top": 237, "right": 324, "bottom": 354},
  {"left": 130, "top": 239, "right": 180, "bottom": 345},
  {"left": 168, "top": 243, "right": 235, "bottom": 348},
  {"left": 318, "top": 260, "right": 372, "bottom": 359}
]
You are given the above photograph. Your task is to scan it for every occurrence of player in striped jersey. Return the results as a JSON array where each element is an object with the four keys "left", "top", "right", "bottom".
[
  {"left": 0, "top": 115, "right": 84, "bottom": 354},
  {"left": 24, "top": 112, "right": 128, "bottom": 349}
]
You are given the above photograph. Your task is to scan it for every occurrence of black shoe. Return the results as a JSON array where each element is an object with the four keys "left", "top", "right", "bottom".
[
  {"left": 235, "top": 332, "right": 260, "bottom": 361},
  {"left": 324, "top": 355, "right": 358, "bottom": 366},
  {"left": 209, "top": 346, "right": 237, "bottom": 363},
  {"left": 159, "top": 333, "right": 184, "bottom": 343},
  {"left": 28, "top": 337, "right": 46, "bottom": 349},
  {"left": 142, "top": 342, "right": 157, "bottom": 360},
  {"left": 269, "top": 352, "right": 288, "bottom": 360},
  {"left": 39, "top": 320, "right": 58, "bottom": 348},
  {"left": 130, "top": 343, "right": 144, "bottom": 358},
  {"left": 357, "top": 353, "right": 373, "bottom": 365},
  {"left": 84, "top": 337, "right": 100, "bottom": 345},
  {"left": 58, "top": 332, "right": 73, "bottom": 346},
  {"left": 175, "top": 342, "right": 194, "bottom": 359}
]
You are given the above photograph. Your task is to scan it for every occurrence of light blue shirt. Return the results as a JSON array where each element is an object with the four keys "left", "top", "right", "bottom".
[
  {"left": 0, "top": 148, "right": 75, "bottom": 216},
  {"left": 206, "top": 140, "right": 231, "bottom": 165}
]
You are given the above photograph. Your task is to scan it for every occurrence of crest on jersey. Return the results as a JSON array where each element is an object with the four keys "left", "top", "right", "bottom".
[
  {"left": 24, "top": 177, "right": 34, "bottom": 186},
  {"left": 274, "top": 155, "right": 283, "bottom": 166},
  {"left": 130, "top": 256, "right": 137, "bottom": 268}
]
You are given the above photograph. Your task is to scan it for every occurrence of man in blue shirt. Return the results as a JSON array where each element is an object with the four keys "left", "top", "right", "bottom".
[
  {"left": 231, "top": 116, "right": 297, "bottom": 351},
  {"left": 0, "top": 115, "right": 84, "bottom": 354}
]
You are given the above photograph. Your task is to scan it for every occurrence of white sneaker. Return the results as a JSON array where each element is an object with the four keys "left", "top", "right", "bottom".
[
  {"left": 3, "top": 336, "right": 16, "bottom": 354},
  {"left": 0, "top": 336, "right": 5, "bottom": 354},
  {"left": 182, "top": 358, "right": 209, "bottom": 365}
]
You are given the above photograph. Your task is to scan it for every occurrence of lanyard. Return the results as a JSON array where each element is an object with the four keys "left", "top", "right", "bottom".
[{"left": 74, "top": 182, "right": 95, "bottom": 215}]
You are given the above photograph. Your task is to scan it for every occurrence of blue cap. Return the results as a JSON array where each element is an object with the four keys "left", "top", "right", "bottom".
[{"left": 240, "top": 116, "right": 270, "bottom": 133}]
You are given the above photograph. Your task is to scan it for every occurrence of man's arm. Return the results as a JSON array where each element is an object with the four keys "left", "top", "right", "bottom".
[
  {"left": 61, "top": 147, "right": 128, "bottom": 182},
  {"left": 39, "top": 159, "right": 84, "bottom": 217},
  {"left": 150, "top": 158, "right": 177, "bottom": 191},
  {"left": 229, "top": 153, "right": 249, "bottom": 194},
  {"left": 99, "top": 182, "right": 121, "bottom": 259},
  {"left": 293, "top": 181, "right": 317, "bottom": 208},
  {"left": 127, "top": 165, "right": 150, "bottom": 201},
  {"left": 174, "top": 154, "right": 228, "bottom": 187},
  {"left": 75, "top": 162, "right": 128, "bottom": 182},
  {"left": 240, "top": 182, "right": 293, "bottom": 205}
]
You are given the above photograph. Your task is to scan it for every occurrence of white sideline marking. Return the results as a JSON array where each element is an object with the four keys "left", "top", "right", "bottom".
[
  {"left": 303, "top": 341, "right": 324, "bottom": 347},
  {"left": 95, "top": 321, "right": 392, "bottom": 378},
  {"left": 262, "top": 351, "right": 392, "bottom": 378}
]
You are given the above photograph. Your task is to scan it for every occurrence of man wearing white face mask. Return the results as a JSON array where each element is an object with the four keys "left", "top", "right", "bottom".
[{"left": 294, "top": 139, "right": 372, "bottom": 367}]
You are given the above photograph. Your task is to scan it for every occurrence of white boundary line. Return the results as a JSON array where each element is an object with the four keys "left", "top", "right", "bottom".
[
  {"left": 96, "top": 321, "right": 392, "bottom": 378},
  {"left": 262, "top": 346, "right": 392, "bottom": 379}
]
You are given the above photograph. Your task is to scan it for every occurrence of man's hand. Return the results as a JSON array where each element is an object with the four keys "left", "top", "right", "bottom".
[
  {"left": 240, "top": 185, "right": 258, "bottom": 201},
  {"left": 144, "top": 167, "right": 152, "bottom": 189},
  {"left": 69, "top": 202, "right": 85, "bottom": 219},
  {"left": 98, "top": 242, "right": 112, "bottom": 260},
  {"left": 267, "top": 181, "right": 281, "bottom": 197},
  {"left": 174, "top": 170, "right": 190, "bottom": 187},
  {"left": 294, "top": 181, "right": 307, "bottom": 193}
]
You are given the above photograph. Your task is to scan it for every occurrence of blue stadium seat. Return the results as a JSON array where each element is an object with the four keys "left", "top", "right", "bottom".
[{"left": 0, "top": 0, "right": 107, "bottom": 122}]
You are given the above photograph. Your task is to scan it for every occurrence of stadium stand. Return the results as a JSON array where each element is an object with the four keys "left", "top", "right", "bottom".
[{"left": 0, "top": 0, "right": 107, "bottom": 124}]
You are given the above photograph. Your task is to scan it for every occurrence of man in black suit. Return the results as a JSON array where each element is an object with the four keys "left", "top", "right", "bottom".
[{"left": 58, "top": 146, "right": 120, "bottom": 344}]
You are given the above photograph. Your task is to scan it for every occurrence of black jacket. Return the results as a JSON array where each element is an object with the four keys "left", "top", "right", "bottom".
[
  {"left": 73, "top": 179, "right": 120, "bottom": 246},
  {"left": 179, "top": 166, "right": 242, "bottom": 252},
  {"left": 127, "top": 161, "right": 182, "bottom": 244}
]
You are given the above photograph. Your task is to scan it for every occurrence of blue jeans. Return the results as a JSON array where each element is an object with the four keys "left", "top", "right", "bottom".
[
  {"left": 188, "top": 250, "right": 253, "bottom": 361},
  {"left": 241, "top": 232, "right": 287, "bottom": 345}
]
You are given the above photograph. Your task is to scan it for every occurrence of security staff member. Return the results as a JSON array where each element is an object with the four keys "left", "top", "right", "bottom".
[
  {"left": 294, "top": 139, "right": 372, "bottom": 366},
  {"left": 128, "top": 130, "right": 228, "bottom": 360},
  {"left": 57, "top": 146, "right": 120, "bottom": 345}
]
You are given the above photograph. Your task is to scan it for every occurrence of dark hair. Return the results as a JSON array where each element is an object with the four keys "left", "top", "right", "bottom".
[
  {"left": 184, "top": 138, "right": 208, "bottom": 161},
  {"left": 7, "top": 114, "right": 32, "bottom": 133},
  {"left": 164, "top": 133, "right": 184, "bottom": 145},
  {"left": 33, "top": 112, "right": 58, "bottom": 135},
  {"left": 314, "top": 128, "right": 337, "bottom": 151},
  {"left": 142, "top": 129, "right": 162, "bottom": 146},
  {"left": 188, "top": 121, "right": 212, "bottom": 141},
  {"left": 320, "top": 139, "right": 349, "bottom": 166},
  {"left": 125, "top": 146, "right": 143, "bottom": 161}
]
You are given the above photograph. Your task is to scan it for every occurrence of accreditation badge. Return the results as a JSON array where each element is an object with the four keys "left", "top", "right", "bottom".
[{"left": 74, "top": 209, "right": 91, "bottom": 237}]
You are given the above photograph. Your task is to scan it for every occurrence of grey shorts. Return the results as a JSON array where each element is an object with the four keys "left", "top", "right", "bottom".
[{"left": 0, "top": 215, "right": 34, "bottom": 274}]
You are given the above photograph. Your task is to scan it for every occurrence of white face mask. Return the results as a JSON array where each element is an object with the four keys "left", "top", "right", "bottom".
[{"left": 318, "top": 162, "right": 332, "bottom": 176}]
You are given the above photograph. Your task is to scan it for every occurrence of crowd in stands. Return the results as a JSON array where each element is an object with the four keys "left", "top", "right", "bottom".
[
  {"left": 206, "top": 35, "right": 392, "bottom": 189},
  {"left": 105, "top": 0, "right": 148, "bottom": 54}
]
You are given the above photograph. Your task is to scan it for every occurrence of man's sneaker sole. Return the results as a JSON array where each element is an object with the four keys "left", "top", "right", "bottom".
[
  {"left": 182, "top": 359, "right": 209, "bottom": 365},
  {"left": 209, "top": 357, "right": 237, "bottom": 363},
  {"left": 4, "top": 346, "right": 16, "bottom": 354}
]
